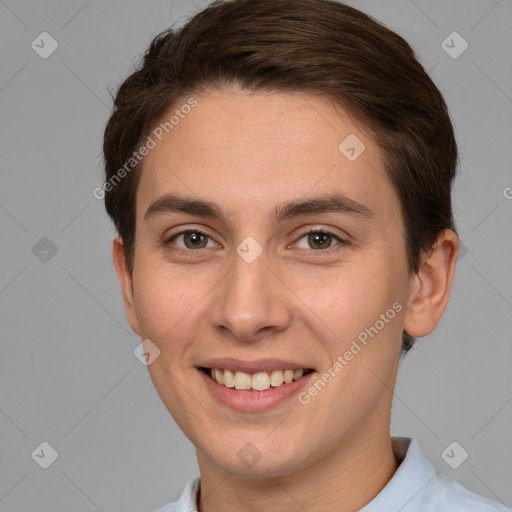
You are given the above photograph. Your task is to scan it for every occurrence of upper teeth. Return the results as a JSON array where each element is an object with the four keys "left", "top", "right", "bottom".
[{"left": 210, "top": 368, "right": 306, "bottom": 391}]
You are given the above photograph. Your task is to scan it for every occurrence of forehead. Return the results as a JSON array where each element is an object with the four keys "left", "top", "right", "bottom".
[{"left": 136, "top": 91, "right": 399, "bottom": 226}]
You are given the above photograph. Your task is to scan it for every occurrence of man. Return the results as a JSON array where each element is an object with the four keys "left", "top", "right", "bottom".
[{"left": 102, "top": 0, "right": 509, "bottom": 510}]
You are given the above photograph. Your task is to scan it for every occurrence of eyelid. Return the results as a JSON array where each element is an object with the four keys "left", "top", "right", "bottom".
[
  {"left": 292, "top": 225, "right": 348, "bottom": 242},
  {"left": 164, "top": 225, "right": 348, "bottom": 253},
  {"left": 164, "top": 224, "right": 216, "bottom": 243},
  {"left": 289, "top": 226, "right": 347, "bottom": 252}
]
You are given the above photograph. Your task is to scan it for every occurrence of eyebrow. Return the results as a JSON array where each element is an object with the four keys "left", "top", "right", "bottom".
[{"left": 144, "top": 192, "right": 374, "bottom": 225}]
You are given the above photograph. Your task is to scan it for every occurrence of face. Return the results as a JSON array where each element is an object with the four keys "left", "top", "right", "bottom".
[{"left": 115, "top": 90, "right": 429, "bottom": 477}]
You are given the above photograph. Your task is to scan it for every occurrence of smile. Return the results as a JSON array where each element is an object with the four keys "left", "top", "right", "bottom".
[
  {"left": 197, "top": 358, "right": 317, "bottom": 411},
  {"left": 201, "top": 367, "right": 314, "bottom": 391}
]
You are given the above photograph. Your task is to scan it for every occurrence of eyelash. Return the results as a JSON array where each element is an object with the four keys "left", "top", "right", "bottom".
[{"left": 164, "top": 227, "right": 347, "bottom": 256}]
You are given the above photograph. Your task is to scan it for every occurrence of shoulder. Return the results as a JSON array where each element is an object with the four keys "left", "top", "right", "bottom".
[
  {"left": 425, "top": 474, "right": 510, "bottom": 512},
  {"left": 367, "top": 438, "right": 511, "bottom": 512}
]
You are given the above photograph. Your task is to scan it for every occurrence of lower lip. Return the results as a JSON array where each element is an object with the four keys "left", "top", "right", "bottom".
[{"left": 198, "top": 369, "right": 315, "bottom": 412}]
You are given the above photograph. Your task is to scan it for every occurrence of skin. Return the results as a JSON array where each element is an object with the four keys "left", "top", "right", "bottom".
[{"left": 113, "top": 89, "right": 459, "bottom": 512}]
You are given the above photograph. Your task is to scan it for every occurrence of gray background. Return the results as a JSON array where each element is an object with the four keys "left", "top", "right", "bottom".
[{"left": 0, "top": 0, "right": 511, "bottom": 511}]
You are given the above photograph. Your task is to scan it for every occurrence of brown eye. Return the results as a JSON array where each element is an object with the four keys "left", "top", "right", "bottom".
[
  {"left": 168, "top": 230, "right": 214, "bottom": 250},
  {"left": 183, "top": 232, "right": 209, "bottom": 249},
  {"left": 295, "top": 230, "right": 344, "bottom": 251},
  {"left": 307, "top": 232, "right": 333, "bottom": 249}
]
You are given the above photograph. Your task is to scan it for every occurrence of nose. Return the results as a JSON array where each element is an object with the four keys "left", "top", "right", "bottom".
[{"left": 208, "top": 249, "right": 292, "bottom": 343}]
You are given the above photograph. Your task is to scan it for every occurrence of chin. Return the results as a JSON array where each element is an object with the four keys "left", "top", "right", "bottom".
[{"left": 200, "top": 434, "right": 310, "bottom": 478}]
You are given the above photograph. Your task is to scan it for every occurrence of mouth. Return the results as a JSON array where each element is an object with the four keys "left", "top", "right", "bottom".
[
  {"left": 196, "top": 360, "right": 316, "bottom": 412},
  {"left": 200, "top": 366, "right": 315, "bottom": 392}
]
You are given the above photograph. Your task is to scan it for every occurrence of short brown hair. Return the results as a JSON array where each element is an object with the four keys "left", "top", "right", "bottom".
[{"left": 103, "top": 0, "right": 458, "bottom": 355}]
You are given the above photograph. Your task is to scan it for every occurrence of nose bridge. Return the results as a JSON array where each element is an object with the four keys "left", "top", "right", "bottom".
[{"left": 209, "top": 245, "right": 290, "bottom": 341}]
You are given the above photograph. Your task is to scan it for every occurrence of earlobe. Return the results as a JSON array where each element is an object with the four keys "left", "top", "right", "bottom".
[
  {"left": 403, "top": 229, "right": 459, "bottom": 338},
  {"left": 112, "top": 237, "right": 141, "bottom": 336}
]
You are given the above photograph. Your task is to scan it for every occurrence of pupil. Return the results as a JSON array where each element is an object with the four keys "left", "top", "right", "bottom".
[
  {"left": 310, "top": 232, "right": 330, "bottom": 249},
  {"left": 187, "top": 232, "right": 206, "bottom": 248}
]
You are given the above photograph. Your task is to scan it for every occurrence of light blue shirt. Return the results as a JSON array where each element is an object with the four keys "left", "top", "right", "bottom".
[{"left": 154, "top": 437, "right": 510, "bottom": 512}]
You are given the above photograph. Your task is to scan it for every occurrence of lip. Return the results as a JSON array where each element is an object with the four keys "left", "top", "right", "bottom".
[
  {"left": 197, "top": 366, "right": 316, "bottom": 412},
  {"left": 198, "top": 357, "right": 314, "bottom": 374}
]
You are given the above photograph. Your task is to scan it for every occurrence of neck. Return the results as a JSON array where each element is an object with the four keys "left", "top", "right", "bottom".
[{"left": 196, "top": 427, "right": 399, "bottom": 512}]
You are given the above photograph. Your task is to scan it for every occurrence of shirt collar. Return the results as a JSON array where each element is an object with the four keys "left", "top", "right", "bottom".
[{"left": 360, "top": 436, "right": 437, "bottom": 511}]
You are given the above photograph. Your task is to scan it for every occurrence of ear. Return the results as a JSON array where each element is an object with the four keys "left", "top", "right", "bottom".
[
  {"left": 112, "top": 237, "right": 141, "bottom": 336},
  {"left": 403, "top": 229, "right": 459, "bottom": 338}
]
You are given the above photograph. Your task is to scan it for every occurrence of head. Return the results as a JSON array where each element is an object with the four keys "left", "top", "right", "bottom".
[{"left": 104, "top": 0, "right": 459, "bottom": 477}]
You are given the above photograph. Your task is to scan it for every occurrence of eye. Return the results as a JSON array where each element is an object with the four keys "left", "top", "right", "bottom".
[
  {"left": 164, "top": 227, "right": 346, "bottom": 255},
  {"left": 166, "top": 229, "right": 217, "bottom": 250},
  {"left": 294, "top": 229, "right": 345, "bottom": 251}
]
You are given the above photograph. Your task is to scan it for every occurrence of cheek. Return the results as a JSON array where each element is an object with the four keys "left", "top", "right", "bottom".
[
  {"left": 132, "top": 280, "right": 170, "bottom": 336},
  {"left": 130, "top": 263, "right": 213, "bottom": 353},
  {"left": 131, "top": 264, "right": 183, "bottom": 341},
  {"left": 301, "top": 264, "right": 386, "bottom": 334},
  {"left": 300, "top": 259, "right": 405, "bottom": 364}
]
